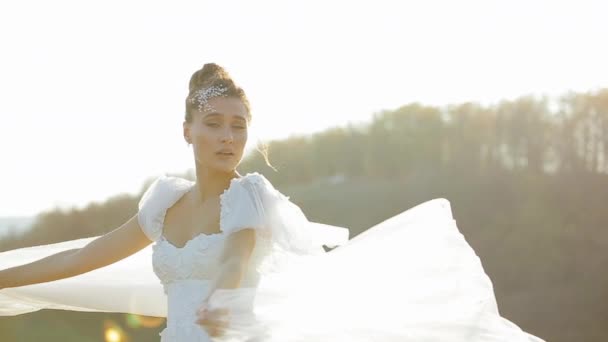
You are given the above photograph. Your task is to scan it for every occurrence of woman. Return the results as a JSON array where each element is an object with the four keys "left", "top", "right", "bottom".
[{"left": 0, "top": 63, "right": 545, "bottom": 341}]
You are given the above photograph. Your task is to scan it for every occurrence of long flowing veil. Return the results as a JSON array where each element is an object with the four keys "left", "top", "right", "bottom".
[
  {"left": 202, "top": 198, "right": 545, "bottom": 341},
  {"left": 0, "top": 236, "right": 166, "bottom": 317},
  {"left": 0, "top": 198, "right": 545, "bottom": 341}
]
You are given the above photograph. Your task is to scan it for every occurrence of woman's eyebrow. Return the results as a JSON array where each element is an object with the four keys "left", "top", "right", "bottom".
[{"left": 203, "top": 112, "right": 246, "bottom": 121}]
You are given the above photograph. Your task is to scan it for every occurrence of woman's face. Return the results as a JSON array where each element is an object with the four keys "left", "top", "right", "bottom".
[{"left": 184, "top": 96, "right": 249, "bottom": 173}]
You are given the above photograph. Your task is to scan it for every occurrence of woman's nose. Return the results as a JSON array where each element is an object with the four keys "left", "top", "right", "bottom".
[{"left": 221, "top": 127, "right": 234, "bottom": 143}]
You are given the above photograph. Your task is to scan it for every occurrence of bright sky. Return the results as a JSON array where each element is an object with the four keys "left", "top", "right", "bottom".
[{"left": 0, "top": 0, "right": 606, "bottom": 217}]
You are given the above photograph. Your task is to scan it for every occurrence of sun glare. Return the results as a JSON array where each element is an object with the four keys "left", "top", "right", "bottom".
[{"left": 104, "top": 328, "right": 122, "bottom": 342}]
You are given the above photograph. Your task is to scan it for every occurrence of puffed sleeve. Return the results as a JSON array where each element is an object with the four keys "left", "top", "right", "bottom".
[
  {"left": 137, "top": 175, "right": 194, "bottom": 242},
  {"left": 219, "top": 173, "right": 350, "bottom": 275},
  {"left": 137, "top": 176, "right": 167, "bottom": 242},
  {"left": 219, "top": 175, "right": 268, "bottom": 237}
]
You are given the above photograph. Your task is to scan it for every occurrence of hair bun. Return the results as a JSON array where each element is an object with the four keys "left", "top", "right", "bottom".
[
  {"left": 188, "top": 63, "right": 231, "bottom": 92},
  {"left": 185, "top": 62, "right": 252, "bottom": 125}
]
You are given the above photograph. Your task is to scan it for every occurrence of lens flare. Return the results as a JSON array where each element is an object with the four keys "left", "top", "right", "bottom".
[
  {"left": 104, "top": 328, "right": 121, "bottom": 342},
  {"left": 104, "top": 319, "right": 130, "bottom": 342}
]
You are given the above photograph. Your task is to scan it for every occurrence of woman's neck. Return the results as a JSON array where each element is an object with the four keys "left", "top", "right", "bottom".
[{"left": 191, "top": 168, "right": 241, "bottom": 203}]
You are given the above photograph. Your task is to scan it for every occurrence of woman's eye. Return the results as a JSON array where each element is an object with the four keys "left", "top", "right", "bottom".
[{"left": 205, "top": 122, "right": 245, "bottom": 129}]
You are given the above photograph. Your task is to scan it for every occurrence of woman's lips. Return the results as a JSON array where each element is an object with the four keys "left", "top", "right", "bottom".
[{"left": 216, "top": 152, "right": 234, "bottom": 157}]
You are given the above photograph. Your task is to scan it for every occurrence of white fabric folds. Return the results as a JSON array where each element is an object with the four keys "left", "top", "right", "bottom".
[
  {"left": 0, "top": 172, "right": 545, "bottom": 342},
  {"left": 202, "top": 197, "right": 545, "bottom": 342},
  {"left": 0, "top": 236, "right": 166, "bottom": 317}
]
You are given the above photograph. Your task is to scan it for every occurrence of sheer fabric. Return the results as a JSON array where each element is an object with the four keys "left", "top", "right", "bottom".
[{"left": 0, "top": 172, "right": 544, "bottom": 341}]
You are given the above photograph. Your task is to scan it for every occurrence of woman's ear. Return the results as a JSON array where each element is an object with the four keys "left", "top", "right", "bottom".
[{"left": 183, "top": 121, "right": 192, "bottom": 144}]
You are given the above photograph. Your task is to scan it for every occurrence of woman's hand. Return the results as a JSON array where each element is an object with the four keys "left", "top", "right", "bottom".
[
  {"left": 195, "top": 302, "right": 230, "bottom": 337},
  {"left": 195, "top": 229, "right": 255, "bottom": 337}
]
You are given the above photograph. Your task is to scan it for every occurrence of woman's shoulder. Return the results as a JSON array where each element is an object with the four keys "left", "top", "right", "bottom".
[
  {"left": 137, "top": 174, "right": 194, "bottom": 241},
  {"left": 236, "top": 171, "right": 268, "bottom": 187},
  {"left": 139, "top": 175, "right": 193, "bottom": 205},
  {"left": 232, "top": 172, "right": 289, "bottom": 201}
]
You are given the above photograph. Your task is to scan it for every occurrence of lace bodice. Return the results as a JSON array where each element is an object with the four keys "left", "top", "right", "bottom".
[
  {"left": 137, "top": 172, "right": 277, "bottom": 341},
  {"left": 152, "top": 233, "right": 225, "bottom": 293}
]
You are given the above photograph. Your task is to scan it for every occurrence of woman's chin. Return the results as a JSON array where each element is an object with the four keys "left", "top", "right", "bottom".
[{"left": 211, "top": 161, "right": 239, "bottom": 173}]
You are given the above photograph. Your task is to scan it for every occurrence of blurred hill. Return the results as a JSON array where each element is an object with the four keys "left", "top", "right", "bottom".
[{"left": 2, "top": 89, "right": 608, "bottom": 342}]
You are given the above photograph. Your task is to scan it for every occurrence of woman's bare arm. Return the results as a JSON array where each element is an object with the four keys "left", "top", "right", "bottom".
[
  {"left": 0, "top": 213, "right": 151, "bottom": 289},
  {"left": 203, "top": 228, "right": 256, "bottom": 300},
  {"left": 196, "top": 228, "right": 256, "bottom": 336}
]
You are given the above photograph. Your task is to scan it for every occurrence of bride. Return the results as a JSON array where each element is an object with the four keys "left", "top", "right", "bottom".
[{"left": 0, "top": 63, "right": 545, "bottom": 341}]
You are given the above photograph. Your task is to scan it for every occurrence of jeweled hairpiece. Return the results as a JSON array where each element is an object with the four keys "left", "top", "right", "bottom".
[{"left": 188, "top": 85, "right": 228, "bottom": 112}]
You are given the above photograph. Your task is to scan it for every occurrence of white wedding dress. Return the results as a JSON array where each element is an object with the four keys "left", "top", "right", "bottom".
[{"left": 0, "top": 172, "right": 545, "bottom": 342}]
